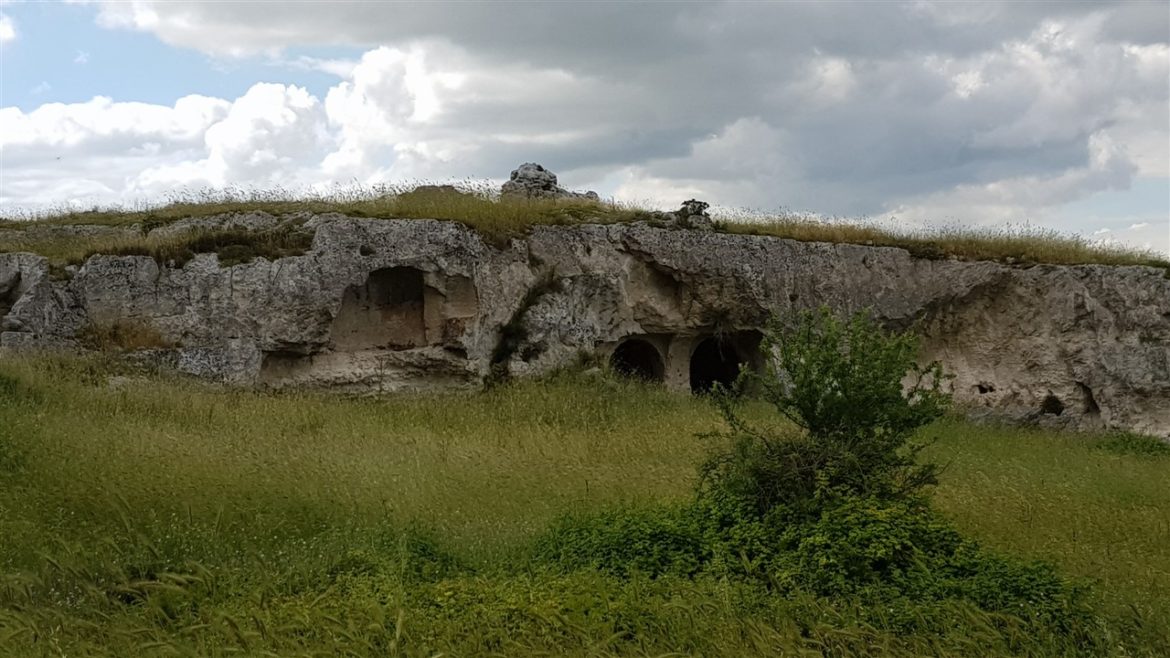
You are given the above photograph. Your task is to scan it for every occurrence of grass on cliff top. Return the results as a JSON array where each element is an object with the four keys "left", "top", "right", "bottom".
[
  {"left": 0, "top": 356, "right": 1168, "bottom": 656},
  {"left": 2, "top": 183, "right": 1167, "bottom": 270}
]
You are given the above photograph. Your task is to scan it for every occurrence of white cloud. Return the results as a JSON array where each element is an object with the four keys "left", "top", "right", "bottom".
[
  {"left": 1129, "top": 222, "right": 1150, "bottom": 230},
  {"left": 0, "top": 85, "right": 333, "bottom": 206},
  {"left": 129, "top": 83, "right": 332, "bottom": 194},
  {"left": 792, "top": 55, "right": 856, "bottom": 104},
  {"left": 0, "top": 12, "right": 15, "bottom": 44},
  {"left": 74, "top": 50, "right": 90, "bottom": 64},
  {"left": 30, "top": 81, "right": 50, "bottom": 95},
  {"left": 280, "top": 55, "right": 358, "bottom": 78},
  {"left": 1, "top": 95, "right": 229, "bottom": 151}
]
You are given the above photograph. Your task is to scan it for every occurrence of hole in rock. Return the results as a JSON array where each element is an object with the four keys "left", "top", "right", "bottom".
[
  {"left": 975, "top": 383, "right": 996, "bottom": 394},
  {"left": 332, "top": 267, "right": 426, "bottom": 351},
  {"left": 610, "top": 339, "right": 665, "bottom": 382},
  {"left": 1040, "top": 393, "right": 1065, "bottom": 416},
  {"left": 1077, "top": 382, "right": 1100, "bottom": 416},
  {"left": 0, "top": 274, "right": 19, "bottom": 320},
  {"left": 690, "top": 336, "right": 744, "bottom": 394}
]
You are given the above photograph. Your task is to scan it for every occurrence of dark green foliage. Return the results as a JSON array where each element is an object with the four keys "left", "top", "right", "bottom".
[
  {"left": 761, "top": 308, "right": 950, "bottom": 443},
  {"left": 532, "top": 505, "right": 705, "bottom": 577},
  {"left": 701, "top": 308, "right": 949, "bottom": 517},
  {"left": 1095, "top": 431, "right": 1170, "bottom": 458},
  {"left": 768, "top": 497, "right": 963, "bottom": 596},
  {"left": 531, "top": 496, "right": 1100, "bottom": 648}
]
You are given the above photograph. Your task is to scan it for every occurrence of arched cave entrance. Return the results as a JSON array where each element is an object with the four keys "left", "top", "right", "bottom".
[
  {"left": 690, "top": 336, "right": 746, "bottom": 394},
  {"left": 610, "top": 339, "right": 665, "bottom": 382},
  {"left": 332, "top": 267, "right": 426, "bottom": 351},
  {"left": 0, "top": 273, "right": 19, "bottom": 320}
]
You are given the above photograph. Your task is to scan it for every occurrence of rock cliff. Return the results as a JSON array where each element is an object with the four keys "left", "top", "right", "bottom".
[{"left": 2, "top": 214, "right": 1168, "bottom": 437}]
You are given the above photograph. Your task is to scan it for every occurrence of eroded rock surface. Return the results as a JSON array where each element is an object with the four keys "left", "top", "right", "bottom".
[
  {"left": 1, "top": 215, "right": 1167, "bottom": 436},
  {"left": 500, "top": 162, "right": 600, "bottom": 201}
]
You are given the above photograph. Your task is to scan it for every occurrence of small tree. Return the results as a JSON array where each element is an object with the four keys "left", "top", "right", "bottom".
[{"left": 701, "top": 307, "right": 950, "bottom": 518}]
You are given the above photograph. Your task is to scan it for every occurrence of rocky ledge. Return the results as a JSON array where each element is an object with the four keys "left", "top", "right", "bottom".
[{"left": 2, "top": 208, "right": 1168, "bottom": 438}]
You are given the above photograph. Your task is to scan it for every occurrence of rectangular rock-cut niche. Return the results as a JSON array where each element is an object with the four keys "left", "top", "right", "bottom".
[
  {"left": 332, "top": 267, "right": 427, "bottom": 351},
  {"left": 330, "top": 267, "right": 480, "bottom": 353}
]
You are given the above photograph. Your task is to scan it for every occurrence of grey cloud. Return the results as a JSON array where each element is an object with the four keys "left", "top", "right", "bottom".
[
  {"left": 18, "top": 1, "right": 1169, "bottom": 253},
  {"left": 1100, "top": 0, "right": 1170, "bottom": 44}
]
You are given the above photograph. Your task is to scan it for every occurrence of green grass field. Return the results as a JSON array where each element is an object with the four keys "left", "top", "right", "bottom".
[{"left": 1, "top": 357, "right": 1168, "bottom": 656}]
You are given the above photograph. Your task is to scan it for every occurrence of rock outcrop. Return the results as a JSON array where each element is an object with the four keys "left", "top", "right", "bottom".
[
  {"left": 500, "top": 163, "right": 600, "bottom": 201},
  {"left": 1, "top": 213, "right": 1168, "bottom": 437}
]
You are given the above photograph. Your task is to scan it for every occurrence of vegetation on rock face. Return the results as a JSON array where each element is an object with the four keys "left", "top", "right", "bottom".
[
  {"left": 485, "top": 269, "right": 565, "bottom": 387},
  {"left": 2, "top": 182, "right": 1166, "bottom": 269},
  {"left": 77, "top": 319, "right": 175, "bottom": 352},
  {"left": 717, "top": 216, "right": 1170, "bottom": 270}
]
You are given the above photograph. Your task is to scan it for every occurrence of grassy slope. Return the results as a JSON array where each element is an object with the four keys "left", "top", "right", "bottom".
[
  {"left": 1, "top": 358, "right": 1167, "bottom": 656},
  {"left": 3, "top": 185, "right": 1167, "bottom": 269}
]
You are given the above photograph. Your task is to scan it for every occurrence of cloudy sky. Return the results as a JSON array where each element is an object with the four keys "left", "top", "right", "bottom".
[{"left": 1, "top": 1, "right": 1167, "bottom": 253}]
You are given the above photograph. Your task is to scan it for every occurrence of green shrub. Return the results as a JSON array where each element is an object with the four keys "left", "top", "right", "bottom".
[
  {"left": 700, "top": 308, "right": 950, "bottom": 517},
  {"left": 532, "top": 505, "right": 705, "bottom": 578},
  {"left": 769, "top": 497, "right": 962, "bottom": 596}
]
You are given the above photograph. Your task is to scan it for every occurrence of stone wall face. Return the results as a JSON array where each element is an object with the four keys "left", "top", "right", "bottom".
[{"left": 2, "top": 216, "right": 1168, "bottom": 436}]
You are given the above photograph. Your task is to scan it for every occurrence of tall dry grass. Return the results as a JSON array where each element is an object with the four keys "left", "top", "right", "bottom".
[
  {"left": 3, "top": 183, "right": 1166, "bottom": 270},
  {"left": 0, "top": 356, "right": 1166, "bottom": 655}
]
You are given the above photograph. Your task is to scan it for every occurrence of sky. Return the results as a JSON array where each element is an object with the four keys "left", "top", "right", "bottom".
[{"left": 0, "top": 1, "right": 1167, "bottom": 255}]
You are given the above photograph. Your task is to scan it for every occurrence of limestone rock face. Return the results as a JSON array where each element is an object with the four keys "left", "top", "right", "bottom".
[
  {"left": 500, "top": 162, "right": 600, "bottom": 201},
  {"left": 1, "top": 215, "right": 1167, "bottom": 437}
]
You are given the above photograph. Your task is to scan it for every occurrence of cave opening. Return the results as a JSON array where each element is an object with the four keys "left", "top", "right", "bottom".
[
  {"left": 0, "top": 274, "right": 19, "bottom": 320},
  {"left": 690, "top": 336, "right": 745, "bottom": 394},
  {"left": 610, "top": 339, "right": 665, "bottom": 382},
  {"left": 1040, "top": 393, "right": 1065, "bottom": 416},
  {"left": 1078, "top": 382, "right": 1101, "bottom": 416},
  {"left": 332, "top": 267, "right": 426, "bottom": 351}
]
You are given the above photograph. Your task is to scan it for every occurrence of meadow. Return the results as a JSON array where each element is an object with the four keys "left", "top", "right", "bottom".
[{"left": 0, "top": 355, "right": 1167, "bottom": 656}]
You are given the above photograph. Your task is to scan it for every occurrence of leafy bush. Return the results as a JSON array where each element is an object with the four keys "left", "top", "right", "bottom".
[
  {"left": 700, "top": 308, "right": 950, "bottom": 517},
  {"left": 532, "top": 505, "right": 705, "bottom": 578},
  {"left": 769, "top": 497, "right": 962, "bottom": 596}
]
